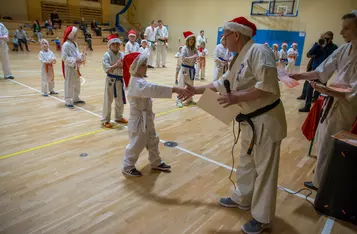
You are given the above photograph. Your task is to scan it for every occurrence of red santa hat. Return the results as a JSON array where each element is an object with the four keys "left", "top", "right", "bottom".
[
  {"left": 224, "top": 17, "right": 257, "bottom": 37},
  {"left": 272, "top": 43, "right": 279, "bottom": 47},
  {"left": 179, "top": 44, "right": 184, "bottom": 49},
  {"left": 122, "top": 52, "right": 141, "bottom": 87},
  {"left": 128, "top": 29, "right": 136, "bottom": 37},
  {"left": 183, "top": 31, "right": 195, "bottom": 41},
  {"left": 141, "top": 39, "right": 148, "bottom": 44},
  {"left": 62, "top": 26, "right": 78, "bottom": 43},
  {"left": 62, "top": 26, "right": 78, "bottom": 78},
  {"left": 264, "top": 42, "right": 269, "bottom": 45},
  {"left": 292, "top": 42, "right": 298, "bottom": 47},
  {"left": 107, "top": 34, "right": 122, "bottom": 47},
  {"left": 282, "top": 42, "right": 288, "bottom": 47}
]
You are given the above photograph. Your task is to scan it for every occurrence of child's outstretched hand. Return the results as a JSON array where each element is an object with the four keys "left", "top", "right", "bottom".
[{"left": 173, "top": 87, "right": 194, "bottom": 100}]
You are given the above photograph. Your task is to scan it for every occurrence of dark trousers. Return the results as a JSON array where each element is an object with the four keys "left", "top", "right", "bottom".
[
  {"left": 305, "top": 81, "right": 320, "bottom": 108},
  {"left": 18, "top": 39, "right": 29, "bottom": 51}
]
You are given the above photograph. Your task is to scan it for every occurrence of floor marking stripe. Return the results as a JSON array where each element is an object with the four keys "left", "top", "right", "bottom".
[{"left": 321, "top": 217, "right": 335, "bottom": 234}]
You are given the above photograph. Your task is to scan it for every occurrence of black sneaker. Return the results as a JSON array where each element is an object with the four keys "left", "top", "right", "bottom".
[
  {"left": 74, "top": 100, "right": 86, "bottom": 104},
  {"left": 241, "top": 219, "right": 271, "bottom": 234},
  {"left": 152, "top": 162, "right": 171, "bottom": 171},
  {"left": 122, "top": 168, "right": 142, "bottom": 177},
  {"left": 299, "top": 106, "right": 311, "bottom": 112},
  {"left": 50, "top": 91, "right": 58, "bottom": 95},
  {"left": 297, "top": 95, "right": 305, "bottom": 100},
  {"left": 5, "top": 75, "right": 14, "bottom": 79},
  {"left": 147, "top": 65, "right": 154, "bottom": 69},
  {"left": 304, "top": 181, "right": 318, "bottom": 191}
]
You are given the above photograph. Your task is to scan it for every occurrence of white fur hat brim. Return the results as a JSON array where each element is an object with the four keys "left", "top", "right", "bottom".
[
  {"left": 130, "top": 53, "right": 148, "bottom": 75},
  {"left": 108, "top": 38, "right": 122, "bottom": 46},
  {"left": 224, "top": 22, "right": 253, "bottom": 37},
  {"left": 68, "top": 27, "right": 77, "bottom": 40},
  {"left": 185, "top": 34, "right": 195, "bottom": 41}
]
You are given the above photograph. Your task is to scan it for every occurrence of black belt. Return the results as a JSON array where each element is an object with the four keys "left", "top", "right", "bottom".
[{"left": 235, "top": 99, "right": 281, "bottom": 155}]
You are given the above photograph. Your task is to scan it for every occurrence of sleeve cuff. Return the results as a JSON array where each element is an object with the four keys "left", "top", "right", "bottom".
[{"left": 213, "top": 79, "right": 226, "bottom": 94}]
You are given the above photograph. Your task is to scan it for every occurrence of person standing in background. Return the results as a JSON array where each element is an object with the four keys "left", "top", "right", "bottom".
[
  {"left": 155, "top": 20, "right": 168, "bottom": 68},
  {"left": 0, "top": 23, "right": 14, "bottom": 79},
  {"left": 197, "top": 30, "right": 207, "bottom": 47},
  {"left": 286, "top": 43, "right": 298, "bottom": 73},
  {"left": 144, "top": 20, "right": 157, "bottom": 68},
  {"left": 15, "top": 26, "right": 30, "bottom": 52}
]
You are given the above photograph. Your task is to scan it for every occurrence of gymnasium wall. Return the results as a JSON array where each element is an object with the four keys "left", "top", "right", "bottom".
[
  {"left": 0, "top": 0, "right": 28, "bottom": 20},
  {"left": 135, "top": 0, "right": 357, "bottom": 65}
]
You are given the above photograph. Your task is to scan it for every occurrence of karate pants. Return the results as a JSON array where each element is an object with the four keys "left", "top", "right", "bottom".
[
  {"left": 231, "top": 123, "right": 281, "bottom": 224},
  {"left": 156, "top": 42, "right": 166, "bottom": 67},
  {"left": 312, "top": 104, "right": 356, "bottom": 188},
  {"left": 195, "top": 58, "right": 206, "bottom": 79},
  {"left": 0, "top": 43, "right": 12, "bottom": 78},
  {"left": 285, "top": 61, "right": 295, "bottom": 74},
  {"left": 178, "top": 69, "right": 193, "bottom": 103},
  {"left": 148, "top": 45, "right": 155, "bottom": 66},
  {"left": 41, "top": 66, "right": 55, "bottom": 94},
  {"left": 102, "top": 77, "right": 124, "bottom": 123},
  {"left": 213, "top": 65, "right": 224, "bottom": 81},
  {"left": 64, "top": 66, "right": 81, "bottom": 105},
  {"left": 123, "top": 120, "right": 162, "bottom": 171}
]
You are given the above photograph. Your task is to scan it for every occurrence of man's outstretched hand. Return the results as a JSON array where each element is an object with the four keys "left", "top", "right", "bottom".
[{"left": 173, "top": 86, "right": 195, "bottom": 100}]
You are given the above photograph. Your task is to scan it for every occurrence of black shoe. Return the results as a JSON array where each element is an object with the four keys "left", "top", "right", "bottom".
[
  {"left": 152, "top": 162, "right": 171, "bottom": 171},
  {"left": 297, "top": 95, "right": 305, "bottom": 100},
  {"left": 74, "top": 100, "right": 85, "bottom": 104},
  {"left": 144, "top": 75, "right": 148, "bottom": 78},
  {"left": 162, "top": 65, "right": 166, "bottom": 68},
  {"left": 304, "top": 181, "right": 318, "bottom": 191},
  {"left": 147, "top": 65, "right": 154, "bottom": 69},
  {"left": 299, "top": 106, "right": 310, "bottom": 112},
  {"left": 5, "top": 75, "right": 14, "bottom": 79},
  {"left": 122, "top": 168, "right": 142, "bottom": 177},
  {"left": 50, "top": 91, "right": 58, "bottom": 95}
]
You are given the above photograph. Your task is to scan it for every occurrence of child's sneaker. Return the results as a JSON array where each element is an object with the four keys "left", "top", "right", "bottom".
[
  {"left": 103, "top": 122, "right": 112, "bottom": 128},
  {"left": 66, "top": 104, "right": 74, "bottom": 108},
  {"left": 115, "top": 118, "right": 128, "bottom": 124},
  {"left": 43, "top": 93, "right": 49, "bottom": 97},
  {"left": 152, "top": 162, "right": 171, "bottom": 171},
  {"left": 122, "top": 168, "right": 142, "bottom": 177},
  {"left": 177, "top": 101, "right": 183, "bottom": 108}
]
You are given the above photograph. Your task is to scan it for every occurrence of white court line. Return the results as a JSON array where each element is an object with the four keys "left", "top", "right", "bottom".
[
  {"left": 321, "top": 217, "right": 335, "bottom": 234},
  {"left": 7, "top": 78, "right": 333, "bottom": 234}
]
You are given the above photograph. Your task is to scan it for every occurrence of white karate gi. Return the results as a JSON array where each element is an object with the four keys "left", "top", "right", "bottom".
[
  {"left": 155, "top": 26, "right": 168, "bottom": 67},
  {"left": 102, "top": 50, "right": 125, "bottom": 123},
  {"left": 62, "top": 40, "right": 83, "bottom": 105},
  {"left": 144, "top": 26, "right": 156, "bottom": 66},
  {"left": 213, "top": 43, "right": 231, "bottom": 81},
  {"left": 197, "top": 35, "right": 207, "bottom": 47},
  {"left": 139, "top": 46, "right": 150, "bottom": 57},
  {"left": 125, "top": 41, "right": 140, "bottom": 55},
  {"left": 279, "top": 49, "right": 288, "bottom": 66},
  {"left": 312, "top": 42, "right": 357, "bottom": 188},
  {"left": 178, "top": 46, "right": 198, "bottom": 103},
  {"left": 195, "top": 48, "right": 208, "bottom": 79},
  {"left": 123, "top": 76, "right": 173, "bottom": 170},
  {"left": 286, "top": 48, "right": 298, "bottom": 73},
  {"left": 39, "top": 50, "right": 56, "bottom": 94},
  {"left": 214, "top": 40, "right": 287, "bottom": 224},
  {"left": 175, "top": 52, "right": 182, "bottom": 73},
  {"left": 0, "top": 23, "right": 12, "bottom": 78}
]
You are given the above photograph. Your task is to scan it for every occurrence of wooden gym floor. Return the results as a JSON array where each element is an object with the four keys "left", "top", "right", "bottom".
[{"left": 0, "top": 45, "right": 356, "bottom": 234}]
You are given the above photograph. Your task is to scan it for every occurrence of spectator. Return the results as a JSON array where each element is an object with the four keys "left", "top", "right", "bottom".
[
  {"left": 50, "top": 10, "right": 61, "bottom": 29},
  {"left": 84, "top": 31, "right": 93, "bottom": 51},
  {"left": 299, "top": 31, "right": 338, "bottom": 112},
  {"left": 45, "top": 17, "right": 54, "bottom": 35},
  {"left": 12, "top": 35, "right": 19, "bottom": 51},
  {"left": 32, "top": 20, "right": 42, "bottom": 42},
  {"left": 90, "top": 19, "right": 101, "bottom": 36},
  {"left": 15, "top": 26, "right": 30, "bottom": 52},
  {"left": 79, "top": 18, "right": 87, "bottom": 35}
]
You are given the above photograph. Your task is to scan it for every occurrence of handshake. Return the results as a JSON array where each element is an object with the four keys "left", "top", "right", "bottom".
[{"left": 173, "top": 82, "right": 196, "bottom": 101}]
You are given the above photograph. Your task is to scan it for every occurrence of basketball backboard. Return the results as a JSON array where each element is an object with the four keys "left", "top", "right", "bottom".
[{"left": 251, "top": 0, "right": 299, "bottom": 17}]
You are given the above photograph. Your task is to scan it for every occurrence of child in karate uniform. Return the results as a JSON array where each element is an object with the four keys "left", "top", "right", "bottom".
[
  {"left": 174, "top": 45, "right": 183, "bottom": 85},
  {"left": 286, "top": 43, "right": 298, "bottom": 73},
  {"left": 196, "top": 41, "right": 208, "bottom": 80},
  {"left": 39, "top": 39, "right": 58, "bottom": 96},
  {"left": 102, "top": 34, "right": 128, "bottom": 128},
  {"left": 121, "top": 53, "right": 192, "bottom": 177}
]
